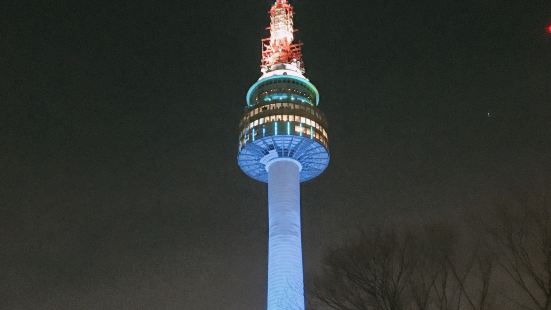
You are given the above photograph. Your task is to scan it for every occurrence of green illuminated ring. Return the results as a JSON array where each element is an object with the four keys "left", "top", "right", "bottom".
[{"left": 246, "top": 75, "right": 320, "bottom": 107}]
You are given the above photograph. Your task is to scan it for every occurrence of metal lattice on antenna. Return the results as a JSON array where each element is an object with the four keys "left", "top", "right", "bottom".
[{"left": 261, "top": 0, "right": 305, "bottom": 75}]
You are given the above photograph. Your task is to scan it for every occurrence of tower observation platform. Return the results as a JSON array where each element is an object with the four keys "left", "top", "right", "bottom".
[
  {"left": 238, "top": 74, "right": 329, "bottom": 182},
  {"left": 237, "top": 1, "right": 330, "bottom": 309}
]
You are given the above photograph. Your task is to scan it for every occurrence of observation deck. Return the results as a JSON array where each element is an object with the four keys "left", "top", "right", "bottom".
[{"left": 237, "top": 74, "right": 330, "bottom": 183}]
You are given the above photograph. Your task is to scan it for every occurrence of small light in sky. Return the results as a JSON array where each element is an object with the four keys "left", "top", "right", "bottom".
[
  {"left": 547, "top": 24, "right": 551, "bottom": 34},
  {"left": 487, "top": 112, "right": 493, "bottom": 118}
]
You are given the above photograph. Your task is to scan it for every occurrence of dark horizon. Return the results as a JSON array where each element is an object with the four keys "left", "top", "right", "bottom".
[{"left": 2, "top": 0, "right": 551, "bottom": 309}]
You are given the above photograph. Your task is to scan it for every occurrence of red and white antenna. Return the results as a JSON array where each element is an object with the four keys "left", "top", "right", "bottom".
[{"left": 261, "top": 0, "right": 305, "bottom": 75}]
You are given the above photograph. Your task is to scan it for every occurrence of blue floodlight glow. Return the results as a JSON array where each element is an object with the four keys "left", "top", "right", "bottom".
[
  {"left": 237, "top": 135, "right": 329, "bottom": 183},
  {"left": 267, "top": 159, "right": 304, "bottom": 310}
]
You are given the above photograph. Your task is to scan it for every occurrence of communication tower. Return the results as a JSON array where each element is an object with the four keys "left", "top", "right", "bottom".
[{"left": 237, "top": 1, "right": 330, "bottom": 309}]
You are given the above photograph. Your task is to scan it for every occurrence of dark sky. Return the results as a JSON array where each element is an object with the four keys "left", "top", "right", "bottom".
[{"left": 2, "top": 0, "right": 551, "bottom": 309}]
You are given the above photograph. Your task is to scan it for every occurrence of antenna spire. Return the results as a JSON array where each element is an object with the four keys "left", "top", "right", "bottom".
[{"left": 261, "top": 0, "right": 304, "bottom": 75}]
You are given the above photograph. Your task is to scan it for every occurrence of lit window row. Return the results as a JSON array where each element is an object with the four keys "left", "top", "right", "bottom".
[
  {"left": 239, "top": 122, "right": 328, "bottom": 150},
  {"left": 262, "top": 93, "right": 310, "bottom": 105},
  {"left": 239, "top": 121, "right": 328, "bottom": 148},
  {"left": 256, "top": 88, "right": 313, "bottom": 105},
  {"left": 246, "top": 114, "right": 327, "bottom": 138},
  {"left": 239, "top": 122, "right": 328, "bottom": 149},
  {"left": 244, "top": 102, "right": 325, "bottom": 124},
  {"left": 294, "top": 125, "right": 327, "bottom": 144}
]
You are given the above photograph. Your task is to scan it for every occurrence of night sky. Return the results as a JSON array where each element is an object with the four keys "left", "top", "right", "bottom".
[{"left": 2, "top": 0, "right": 551, "bottom": 309}]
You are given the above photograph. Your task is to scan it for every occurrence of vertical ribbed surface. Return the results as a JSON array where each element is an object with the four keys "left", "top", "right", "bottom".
[{"left": 267, "top": 160, "right": 304, "bottom": 310}]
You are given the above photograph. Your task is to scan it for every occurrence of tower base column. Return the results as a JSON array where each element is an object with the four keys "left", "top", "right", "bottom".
[{"left": 266, "top": 158, "right": 304, "bottom": 310}]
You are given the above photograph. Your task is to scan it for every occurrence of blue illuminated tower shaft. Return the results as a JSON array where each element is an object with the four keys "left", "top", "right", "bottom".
[
  {"left": 237, "top": 0, "right": 330, "bottom": 309},
  {"left": 267, "top": 159, "right": 304, "bottom": 310}
]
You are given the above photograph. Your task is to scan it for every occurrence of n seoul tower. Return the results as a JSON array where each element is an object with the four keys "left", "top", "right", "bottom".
[{"left": 237, "top": 1, "right": 330, "bottom": 309}]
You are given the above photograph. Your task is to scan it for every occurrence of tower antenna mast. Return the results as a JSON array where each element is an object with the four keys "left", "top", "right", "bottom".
[{"left": 261, "top": 0, "right": 304, "bottom": 75}]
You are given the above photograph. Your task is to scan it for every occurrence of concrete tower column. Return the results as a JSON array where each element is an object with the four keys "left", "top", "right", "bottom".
[{"left": 266, "top": 158, "right": 304, "bottom": 310}]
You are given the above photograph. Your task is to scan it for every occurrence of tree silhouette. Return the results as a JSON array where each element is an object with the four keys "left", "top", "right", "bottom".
[
  {"left": 310, "top": 195, "right": 551, "bottom": 310},
  {"left": 485, "top": 199, "right": 551, "bottom": 310},
  {"left": 311, "top": 222, "right": 497, "bottom": 310}
]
